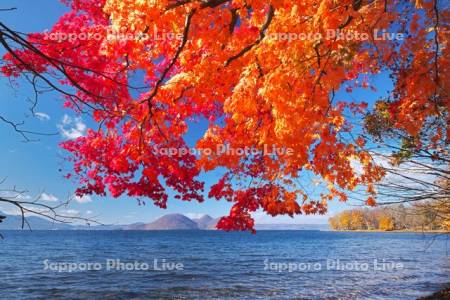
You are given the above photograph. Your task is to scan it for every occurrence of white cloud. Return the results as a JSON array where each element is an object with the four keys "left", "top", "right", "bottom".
[
  {"left": 0, "top": 204, "right": 50, "bottom": 217},
  {"left": 0, "top": 191, "right": 32, "bottom": 200},
  {"left": 184, "top": 213, "right": 206, "bottom": 219},
  {"left": 39, "top": 193, "right": 59, "bottom": 202},
  {"left": 73, "top": 195, "right": 92, "bottom": 204},
  {"left": 0, "top": 204, "right": 21, "bottom": 215},
  {"left": 64, "top": 209, "right": 79, "bottom": 215},
  {"left": 35, "top": 112, "right": 50, "bottom": 121},
  {"left": 58, "top": 114, "right": 86, "bottom": 139},
  {"left": 366, "top": 153, "right": 437, "bottom": 187},
  {"left": 252, "top": 210, "right": 329, "bottom": 225},
  {"left": 86, "top": 210, "right": 93, "bottom": 215}
]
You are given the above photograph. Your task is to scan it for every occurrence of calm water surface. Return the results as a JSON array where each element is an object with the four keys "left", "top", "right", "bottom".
[{"left": 0, "top": 230, "right": 448, "bottom": 299}]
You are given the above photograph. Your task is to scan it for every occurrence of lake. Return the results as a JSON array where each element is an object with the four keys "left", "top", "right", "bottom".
[{"left": 0, "top": 231, "right": 448, "bottom": 299}]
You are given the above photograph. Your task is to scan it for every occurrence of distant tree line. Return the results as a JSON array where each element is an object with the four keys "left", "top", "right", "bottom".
[{"left": 329, "top": 202, "right": 450, "bottom": 232}]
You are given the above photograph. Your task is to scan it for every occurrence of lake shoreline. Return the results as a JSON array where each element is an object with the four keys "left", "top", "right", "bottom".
[
  {"left": 333, "top": 229, "right": 449, "bottom": 233},
  {"left": 418, "top": 283, "right": 450, "bottom": 300}
]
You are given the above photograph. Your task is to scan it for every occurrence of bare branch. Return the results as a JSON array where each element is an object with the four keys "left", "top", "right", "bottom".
[
  {"left": 0, "top": 182, "right": 102, "bottom": 233},
  {"left": 0, "top": 7, "right": 17, "bottom": 12}
]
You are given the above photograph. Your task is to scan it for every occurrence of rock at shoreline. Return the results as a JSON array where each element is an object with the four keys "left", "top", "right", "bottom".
[{"left": 418, "top": 284, "right": 450, "bottom": 300}]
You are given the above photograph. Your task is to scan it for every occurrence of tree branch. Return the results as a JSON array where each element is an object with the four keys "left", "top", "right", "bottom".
[{"left": 224, "top": 5, "right": 274, "bottom": 67}]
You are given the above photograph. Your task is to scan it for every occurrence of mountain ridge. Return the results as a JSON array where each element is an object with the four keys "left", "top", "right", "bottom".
[{"left": 0, "top": 211, "right": 328, "bottom": 231}]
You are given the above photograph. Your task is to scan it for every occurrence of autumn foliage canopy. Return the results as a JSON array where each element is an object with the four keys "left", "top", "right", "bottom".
[{"left": 1, "top": 0, "right": 448, "bottom": 232}]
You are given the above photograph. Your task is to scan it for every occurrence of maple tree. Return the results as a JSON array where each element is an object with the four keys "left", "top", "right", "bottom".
[{"left": 0, "top": 0, "right": 447, "bottom": 232}]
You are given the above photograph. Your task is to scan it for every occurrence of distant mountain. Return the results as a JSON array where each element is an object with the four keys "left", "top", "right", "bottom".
[
  {"left": 74, "top": 224, "right": 125, "bottom": 231},
  {"left": 133, "top": 214, "right": 200, "bottom": 230},
  {"left": 192, "top": 215, "right": 219, "bottom": 230},
  {"left": 206, "top": 218, "right": 220, "bottom": 230},
  {"left": 192, "top": 215, "right": 212, "bottom": 229},
  {"left": 0, "top": 213, "right": 73, "bottom": 230},
  {"left": 0, "top": 211, "right": 329, "bottom": 231},
  {"left": 121, "top": 222, "right": 146, "bottom": 230}
]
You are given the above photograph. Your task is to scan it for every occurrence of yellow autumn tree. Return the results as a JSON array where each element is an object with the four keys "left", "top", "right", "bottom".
[
  {"left": 351, "top": 210, "right": 366, "bottom": 230},
  {"left": 378, "top": 216, "right": 395, "bottom": 231},
  {"left": 339, "top": 211, "right": 352, "bottom": 230}
]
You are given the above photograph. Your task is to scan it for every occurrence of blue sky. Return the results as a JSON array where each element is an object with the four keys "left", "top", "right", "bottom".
[{"left": 0, "top": 0, "right": 394, "bottom": 225}]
